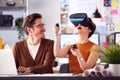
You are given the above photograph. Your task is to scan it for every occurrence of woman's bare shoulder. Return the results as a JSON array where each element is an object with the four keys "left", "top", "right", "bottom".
[
  {"left": 91, "top": 44, "right": 100, "bottom": 53},
  {"left": 92, "top": 44, "right": 100, "bottom": 48}
]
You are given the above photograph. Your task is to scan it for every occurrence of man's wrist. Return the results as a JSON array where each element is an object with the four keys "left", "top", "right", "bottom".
[{"left": 29, "top": 67, "right": 34, "bottom": 72}]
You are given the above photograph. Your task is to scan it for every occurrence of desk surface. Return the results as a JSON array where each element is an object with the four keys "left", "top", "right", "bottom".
[
  {"left": 0, "top": 73, "right": 74, "bottom": 77},
  {"left": 0, "top": 73, "right": 120, "bottom": 80},
  {"left": 0, "top": 76, "right": 120, "bottom": 80}
]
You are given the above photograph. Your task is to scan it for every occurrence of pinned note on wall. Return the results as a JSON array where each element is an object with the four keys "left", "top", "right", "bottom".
[
  {"left": 111, "top": 9, "right": 118, "bottom": 14},
  {"left": 116, "top": 23, "right": 120, "bottom": 28},
  {"left": 111, "top": 0, "right": 118, "bottom": 9}
]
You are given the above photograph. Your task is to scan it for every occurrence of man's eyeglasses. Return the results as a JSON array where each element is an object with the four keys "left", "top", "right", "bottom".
[{"left": 33, "top": 23, "right": 45, "bottom": 28}]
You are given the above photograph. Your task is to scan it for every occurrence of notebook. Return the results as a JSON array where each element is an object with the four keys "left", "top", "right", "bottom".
[{"left": 0, "top": 49, "right": 18, "bottom": 75}]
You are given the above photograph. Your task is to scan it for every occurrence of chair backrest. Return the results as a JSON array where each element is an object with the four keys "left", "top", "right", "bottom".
[{"left": 59, "top": 63, "right": 69, "bottom": 73}]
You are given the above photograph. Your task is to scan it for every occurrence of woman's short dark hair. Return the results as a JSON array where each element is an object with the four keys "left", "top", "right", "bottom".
[
  {"left": 87, "top": 18, "right": 96, "bottom": 38},
  {"left": 22, "top": 13, "right": 42, "bottom": 35}
]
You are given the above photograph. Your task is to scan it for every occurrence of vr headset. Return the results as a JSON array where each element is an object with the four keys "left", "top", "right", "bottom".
[{"left": 69, "top": 13, "right": 90, "bottom": 27}]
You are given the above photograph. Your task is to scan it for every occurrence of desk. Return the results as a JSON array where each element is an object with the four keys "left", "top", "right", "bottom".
[{"left": 0, "top": 73, "right": 120, "bottom": 80}]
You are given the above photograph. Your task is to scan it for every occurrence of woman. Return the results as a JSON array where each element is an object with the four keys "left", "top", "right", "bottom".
[{"left": 53, "top": 13, "right": 100, "bottom": 73}]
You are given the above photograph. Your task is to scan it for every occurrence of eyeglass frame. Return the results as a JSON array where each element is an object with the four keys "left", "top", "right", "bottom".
[{"left": 32, "top": 23, "right": 46, "bottom": 28}]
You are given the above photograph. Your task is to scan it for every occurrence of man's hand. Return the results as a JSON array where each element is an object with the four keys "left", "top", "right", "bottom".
[{"left": 17, "top": 66, "right": 31, "bottom": 74}]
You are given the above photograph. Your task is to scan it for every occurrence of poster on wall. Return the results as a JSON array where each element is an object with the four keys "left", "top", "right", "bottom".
[
  {"left": 60, "top": 0, "right": 69, "bottom": 26},
  {"left": 104, "top": 0, "right": 111, "bottom": 7},
  {"left": 60, "top": 0, "right": 69, "bottom": 12},
  {"left": 60, "top": 13, "right": 68, "bottom": 25}
]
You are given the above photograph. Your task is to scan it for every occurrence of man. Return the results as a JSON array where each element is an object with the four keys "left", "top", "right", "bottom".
[{"left": 13, "top": 13, "right": 55, "bottom": 74}]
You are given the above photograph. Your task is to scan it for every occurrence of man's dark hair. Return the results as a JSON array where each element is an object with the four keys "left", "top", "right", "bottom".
[{"left": 22, "top": 13, "right": 42, "bottom": 35}]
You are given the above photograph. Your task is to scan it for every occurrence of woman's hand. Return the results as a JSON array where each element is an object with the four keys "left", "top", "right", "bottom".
[
  {"left": 71, "top": 48, "right": 82, "bottom": 58},
  {"left": 53, "top": 24, "right": 60, "bottom": 37}
]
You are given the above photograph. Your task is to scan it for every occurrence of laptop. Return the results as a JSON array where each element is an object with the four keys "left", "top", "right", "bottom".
[{"left": 0, "top": 49, "right": 17, "bottom": 75}]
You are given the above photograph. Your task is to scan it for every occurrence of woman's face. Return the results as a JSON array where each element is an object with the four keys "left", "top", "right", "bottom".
[
  {"left": 75, "top": 23, "right": 91, "bottom": 35},
  {"left": 28, "top": 18, "right": 46, "bottom": 39}
]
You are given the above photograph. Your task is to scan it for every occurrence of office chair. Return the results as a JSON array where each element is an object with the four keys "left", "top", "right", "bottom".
[{"left": 59, "top": 63, "right": 69, "bottom": 73}]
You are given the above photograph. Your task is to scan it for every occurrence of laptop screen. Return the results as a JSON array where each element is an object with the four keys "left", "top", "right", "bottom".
[{"left": 0, "top": 49, "right": 17, "bottom": 75}]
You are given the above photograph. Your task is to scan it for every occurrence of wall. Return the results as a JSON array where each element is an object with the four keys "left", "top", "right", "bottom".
[{"left": 28, "top": 0, "right": 60, "bottom": 40}]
